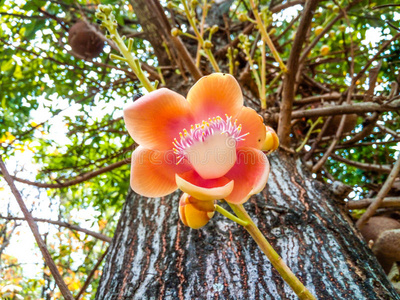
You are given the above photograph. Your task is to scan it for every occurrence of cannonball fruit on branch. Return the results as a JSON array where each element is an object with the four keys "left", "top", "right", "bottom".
[
  {"left": 360, "top": 216, "right": 400, "bottom": 273},
  {"left": 68, "top": 21, "right": 105, "bottom": 59},
  {"left": 322, "top": 113, "right": 358, "bottom": 137}
]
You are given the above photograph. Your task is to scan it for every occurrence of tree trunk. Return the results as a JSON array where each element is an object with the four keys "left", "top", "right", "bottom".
[{"left": 95, "top": 151, "right": 400, "bottom": 299}]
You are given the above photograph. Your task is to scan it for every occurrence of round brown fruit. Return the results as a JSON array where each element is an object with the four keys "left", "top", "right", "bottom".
[
  {"left": 322, "top": 113, "right": 358, "bottom": 137},
  {"left": 360, "top": 216, "right": 400, "bottom": 273},
  {"left": 68, "top": 21, "right": 105, "bottom": 59}
]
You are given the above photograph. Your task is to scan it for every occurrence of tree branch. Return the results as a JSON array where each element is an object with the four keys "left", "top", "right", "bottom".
[
  {"left": 278, "top": 0, "right": 319, "bottom": 147},
  {"left": 313, "top": 139, "right": 400, "bottom": 152},
  {"left": 377, "top": 123, "right": 400, "bottom": 138},
  {"left": 342, "top": 113, "right": 379, "bottom": 145},
  {"left": 346, "top": 197, "right": 400, "bottom": 210},
  {"left": 0, "top": 157, "right": 74, "bottom": 300},
  {"left": 330, "top": 154, "right": 392, "bottom": 173},
  {"left": 270, "top": 0, "right": 305, "bottom": 12},
  {"left": 170, "top": 35, "right": 203, "bottom": 80},
  {"left": 0, "top": 215, "right": 111, "bottom": 243},
  {"left": 290, "top": 100, "right": 400, "bottom": 119},
  {"left": 10, "top": 159, "right": 129, "bottom": 189}
]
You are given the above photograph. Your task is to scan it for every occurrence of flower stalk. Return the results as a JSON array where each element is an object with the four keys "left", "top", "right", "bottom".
[
  {"left": 215, "top": 204, "right": 248, "bottom": 226},
  {"left": 296, "top": 117, "right": 323, "bottom": 153},
  {"left": 241, "top": 34, "right": 268, "bottom": 109},
  {"left": 265, "top": 70, "right": 283, "bottom": 94},
  {"left": 96, "top": 5, "right": 156, "bottom": 93},
  {"left": 226, "top": 47, "right": 237, "bottom": 75},
  {"left": 248, "top": 0, "right": 287, "bottom": 73},
  {"left": 227, "top": 203, "right": 316, "bottom": 300},
  {"left": 180, "top": 0, "right": 220, "bottom": 72},
  {"left": 260, "top": 39, "right": 267, "bottom": 109}
]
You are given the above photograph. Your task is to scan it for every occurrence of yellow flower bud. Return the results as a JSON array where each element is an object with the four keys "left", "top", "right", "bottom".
[
  {"left": 99, "top": 4, "right": 112, "bottom": 15},
  {"left": 262, "top": 126, "right": 279, "bottom": 154},
  {"left": 204, "top": 40, "right": 213, "bottom": 49},
  {"left": 339, "top": 24, "right": 346, "bottom": 32},
  {"left": 315, "top": 26, "right": 323, "bottom": 36},
  {"left": 171, "top": 28, "right": 181, "bottom": 37},
  {"left": 238, "top": 13, "right": 247, "bottom": 22},
  {"left": 320, "top": 45, "right": 330, "bottom": 56},
  {"left": 179, "top": 193, "right": 215, "bottom": 229},
  {"left": 211, "top": 25, "right": 219, "bottom": 34}
]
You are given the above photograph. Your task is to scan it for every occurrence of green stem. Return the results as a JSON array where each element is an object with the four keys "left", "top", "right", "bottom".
[
  {"left": 205, "top": 48, "right": 221, "bottom": 72},
  {"left": 243, "top": 45, "right": 262, "bottom": 98},
  {"left": 181, "top": 0, "right": 220, "bottom": 72},
  {"left": 296, "top": 117, "right": 323, "bottom": 153},
  {"left": 228, "top": 203, "right": 316, "bottom": 300},
  {"left": 260, "top": 40, "right": 267, "bottom": 110},
  {"left": 195, "top": 0, "right": 208, "bottom": 67},
  {"left": 97, "top": 6, "right": 155, "bottom": 92},
  {"left": 227, "top": 48, "right": 234, "bottom": 75},
  {"left": 215, "top": 205, "right": 249, "bottom": 226},
  {"left": 110, "top": 32, "right": 155, "bottom": 92},
  {"left": 265, "top": 70, "right": 283, "bottom": 93},
  {"left": 248, "top": 0, "right": 287, "bottom": 73}
]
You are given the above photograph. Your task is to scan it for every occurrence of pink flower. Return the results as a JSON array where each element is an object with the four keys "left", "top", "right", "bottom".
[{"left": 124, "top": 73, "right": 274, "bottom": 204}]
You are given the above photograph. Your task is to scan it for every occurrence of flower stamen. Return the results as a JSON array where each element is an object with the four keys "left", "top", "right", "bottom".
[{"left": 173, "top": 115, "right": 248, "bottom": 166}]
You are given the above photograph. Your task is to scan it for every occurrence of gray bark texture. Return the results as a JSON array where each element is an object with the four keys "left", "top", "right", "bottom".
[{"left": 95, "top": 151, "right": 400, "bottom": 299}]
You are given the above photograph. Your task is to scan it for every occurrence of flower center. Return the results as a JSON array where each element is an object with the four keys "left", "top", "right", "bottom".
[{"left": 173, "top": 116, "right": 248, "bottom": 179}]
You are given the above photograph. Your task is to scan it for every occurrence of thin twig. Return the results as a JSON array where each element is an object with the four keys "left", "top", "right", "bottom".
[
  {"left": 341, "top": 113, "right": 379, "bottom": 145},
  {"left": 377, "top": 123, "right": 400, "bottom": 138},
  {"left": 351, "top": 32, "right": 400, "bottom": 85},
  {"left": 270, "top": 0, "right": 305, "bottom": 12},
  {"left": 290, "top": 100, "right": 400, "bottom": 119},
  {"left": 303, "top": 115, "right": 334, "bottom": 161},
  {"left": 0, "top": 157, "right": 74, "bottom": 300},
  {"left": 0, "top": 215, "right": 111, "bottom": 243},
  {"left": 10, "top": 159, "right": 129, "bottom": 189},
  {"left": 330, "top": 153, "right": 392, "bottom": 173},
  {"left": 74, "top": 247, "right": 109, "bottom": 300},
  {"left": 294, "top": 93, "right": 364, "bottom": 106},
  {"left": 313, "top": 138, "right": 400, "bottom": 152},
  {"left": 346, "top": 197, "right": 400, "bottom": 210}
]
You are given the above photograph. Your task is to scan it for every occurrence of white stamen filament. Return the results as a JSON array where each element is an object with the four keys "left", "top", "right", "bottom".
[{"left": 173, "top": 115, "right": 249, "bottom": 179}]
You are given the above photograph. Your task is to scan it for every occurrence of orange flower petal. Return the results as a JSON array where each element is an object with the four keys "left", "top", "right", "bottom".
[
  {"left": 187, "top": 73, "right": 243, "bottom": 122},
  {"left": 175, "top": 170, "right": 234, "bottom": 201},
  {"left": 262, "top": 126, "right": 279, "bottom": 154},
  {"left": 235, "top": 107, "right": 266, "bottom": 150},
  {"left": 224, "top": 148, "right": 270, "bottom": 204},
  {"left": 124, "top": 88, "right": 194, "bottom": 151},
  {"left": 179, "top": 193, "right": 215, "bottom": 229},
  {"left": 130, "top": 147, "right": 191, "bottom": 197}
]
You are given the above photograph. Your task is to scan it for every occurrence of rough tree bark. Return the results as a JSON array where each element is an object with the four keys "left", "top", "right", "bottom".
[{"left": 95, "top": 151, "right": 400, "bottom": 299}]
